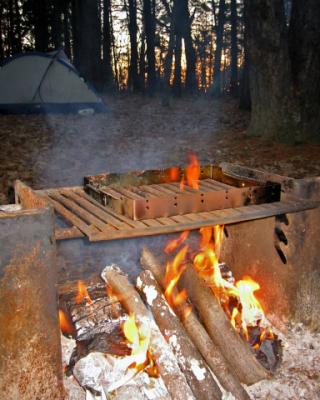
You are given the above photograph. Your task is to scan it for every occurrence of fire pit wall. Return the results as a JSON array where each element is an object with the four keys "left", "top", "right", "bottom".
[
  {"left": 55, "top": 176, "right": 320, "bottom": 333},
  {"left": 221, "top": 177, "right": 320, "bottom": 331},
  {"left": 0, "top": 187, "right": 64, "bottom": 400}
]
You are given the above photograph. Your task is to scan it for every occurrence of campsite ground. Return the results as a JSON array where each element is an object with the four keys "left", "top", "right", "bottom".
[{"left": 1, "top": 94, "right": 320, "bottom": 204}]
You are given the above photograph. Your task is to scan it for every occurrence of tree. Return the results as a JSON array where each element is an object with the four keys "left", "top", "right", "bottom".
[
  {"left": 289, "top": 0, "right": 320, "bottom": 142},
  {"left": 128, "top": 0, "right": 140, "bottom": 91},
  {"left": 181, "top": 0, "right": 197, "bottom": 92},
  {"left": 143, "top": 0, "right": 156, "bottom": 92},
  {"left": 51, "top": 0, "right": 64, "bottom": 49},
  {"left": 212, "top": 0, "right": 226, "bottom": 96},
  {"left": 0, "top": 6, "right": 4, "bottom": 61},
  {"left": 103, "top": 0, "right": 114, "bottom": 90},
  {"left": 33, "top": 0, "right": 50, "bottom": 51},
  {"left": 72, "top": 0, "right": 101, "bottom": 87},
  {"left": 245, "top": 0, "right": 320, "bottom": 142},
  {"left": 230, "top": 0, "right": 238, "bottom": 95}
]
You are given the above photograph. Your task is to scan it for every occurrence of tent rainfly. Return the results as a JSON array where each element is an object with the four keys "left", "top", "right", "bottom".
[{"left": 0, "top": 50, "right": 106, "bottom": 114}]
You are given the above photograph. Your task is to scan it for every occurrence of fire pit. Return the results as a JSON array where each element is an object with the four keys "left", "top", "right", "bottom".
[{"left": 1, "top": 162, "right": 320, "bottom": 399}]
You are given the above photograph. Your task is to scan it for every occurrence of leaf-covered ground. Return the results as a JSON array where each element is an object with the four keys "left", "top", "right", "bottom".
[{"left": 1, "top": 94, "right": 320, "bottom": 204}]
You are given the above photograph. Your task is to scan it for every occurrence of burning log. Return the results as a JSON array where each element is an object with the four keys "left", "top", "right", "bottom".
[
  {"left": 101, "top": 265, "right": 196, "bottom": 400},
  {"left": 136, "top": 269, "right": 222, "bottom": 400},
  {"left": 179, "top": 263, "right": 271, "bottom": 385},
  {"left": 140, "top": 247, "right": 251, "bottom": 400}
]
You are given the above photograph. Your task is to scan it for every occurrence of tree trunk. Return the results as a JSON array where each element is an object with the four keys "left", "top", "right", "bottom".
[
  {"left": 103, "top": 0, "right": 114, "bottom": 90},
  {"left": 239, "top": 1, "right": 251, "bottom": 110},
  {"left": 0, "top": 6, "right": 4, "bottom": 61},
  {"left": 128, "top": 0, "right": 140, "bottom": 92},
  {"left": 244, "top": 0, "right": 300, "bottom": 142},
  {"left": 212, "top": 0, "right": 225, "bottom": 96},
  {"left": 230, "top": 0, "right": 238, "bottom": 95},
  {"left": 139, "top": 31, "right": 146, "bottom": 89},
  {"left": 72, "top": 0, "right": 101, "bottom": 87},
  {"left": 172, "top": 0, "right": 182, "bottom": 96},
  {"left": 161, "top": 5, "right": 175, "bottom": 105},
  {"left": 289, "top": 0, "right": 320, "bottom": 142},
  {"left": 51, "top": 0, "right": 63, "bottom": 49},
  {"left": 173, "top": 34, "right": 182, "bottom": 96},
  {"left": 63, "top": 1, "right": 71, "bottom": 57},
  {"left": 33, "top": 0, "right": 50, "bottom": 52},
  {"left": 182, "top": 0, "right": 197, "bottom": 93},
  {"left": 143, "top": 0, "right": 156, "bottom": 93}
]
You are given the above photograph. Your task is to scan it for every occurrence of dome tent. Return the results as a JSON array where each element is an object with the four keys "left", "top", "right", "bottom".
[{"left": 0, "top": 49, "right": 106, "bottom": 114}]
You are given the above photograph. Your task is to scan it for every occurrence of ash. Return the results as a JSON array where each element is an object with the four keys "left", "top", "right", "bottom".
[{"left": 247, "top": 323, "right": 320, "bottom": 400}]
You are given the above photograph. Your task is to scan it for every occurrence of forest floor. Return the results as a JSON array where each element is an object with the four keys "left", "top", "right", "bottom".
[{"left": 1, "top": 94, "right": 320, "bottom": 204}]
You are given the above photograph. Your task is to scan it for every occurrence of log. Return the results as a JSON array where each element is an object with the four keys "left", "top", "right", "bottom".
[
  {"left": 136, "top": 270, "right": 222, "bottom": 400},
  {"left": 140, "top": 247, "right": 251, "bottom": 400},
  {"left": 101, "top": 265, "right": 196, "bottom": 400},
  {"left": 179, "top": 263, "right": 271, "bottom": 385}
]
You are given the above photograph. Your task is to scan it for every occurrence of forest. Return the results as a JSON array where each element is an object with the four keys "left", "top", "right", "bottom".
[{"left": 0, "top": 0, "right": 319, "bottom": 143}]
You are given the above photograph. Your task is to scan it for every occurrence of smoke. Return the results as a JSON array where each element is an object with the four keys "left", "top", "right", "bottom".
[{"left": 30, "top": 95, "right": 220, "bottom": 279}]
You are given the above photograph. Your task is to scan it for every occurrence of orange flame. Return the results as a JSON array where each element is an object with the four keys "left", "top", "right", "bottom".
[
  {"left": 59, "top": 309, "right": 75, "bottom": 336},
  {"left": 168, "top": 167, "right": 180, "bottom": 182},
  {"left": 193, "top": 226, "right": 271, "bottom": 346},
  {"left": 75, "top": 280, "right": 93, "bottom": 305},
  {"left": 180, "top": 153, "right": 200, "bottom": 190},
  {"left": 165, "top": 230, "right": 189, "bottom": 254},
  {"left": 164, "top": 244, "right": 192, "bottom": 319}
]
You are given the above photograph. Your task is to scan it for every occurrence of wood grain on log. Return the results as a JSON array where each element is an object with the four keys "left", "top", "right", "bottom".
[
  {"left": 179, "top": 263, "right": 271, "bottom": 384},
  {"left": 101, "top": 265, "right": 196, "bottom": 400},
  {"left": 140, "top": 247, "right": 251, "bottom": 400},
  {"left": 137, "top": 270, "right": 222, "bottom": 400}
]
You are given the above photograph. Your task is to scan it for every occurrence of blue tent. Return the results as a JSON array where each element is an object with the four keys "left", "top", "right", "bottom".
[{"left": 0, "top": 50, "right": 106, "bottom": 114}]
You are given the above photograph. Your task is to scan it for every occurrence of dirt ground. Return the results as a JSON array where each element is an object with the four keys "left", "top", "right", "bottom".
[{"left": 1, "top": 94, "right": 320, "bottom": 204}]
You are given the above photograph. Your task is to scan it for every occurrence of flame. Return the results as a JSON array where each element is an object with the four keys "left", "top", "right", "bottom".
[
  {"left": 122, "top": 313, "right": 159, "bottom": 376},
  {"left": 180, "top": 153, "right": 200, "bottom": 190},
  {"left": 163, "top": 225, "right": 274, "bottom": 348},
  {"left": 168, "top": 167, "right": 180, "bottom": 182},
  {"left": 236, "top": 277, "right": 264, "bottom": 330},
  {"left": 59, "top": 309, "right": 75, "bottom": 335},
  {"left": 164, "top": 241, "right": 192, "bottom": 319},
  {"left": 165, "top": 230, "right": 189, "bottom": 254},
  {"left": 193, "top": 226, "right": 272, "bottom": 347},
  {"left": 75, "top": 280, "right": 93, "bottom": 305}
]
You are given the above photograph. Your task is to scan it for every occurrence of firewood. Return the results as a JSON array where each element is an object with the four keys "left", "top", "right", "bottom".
[
  {"left": 140, "top": 247, "right": 251, "bottom": 400},
  {"left": 101, "top": 265, "right": 196, "bottom": 400},
  {"left": 179, "top": 263, "right": 271, "bottom": 385},
  {"left": 136, "top": 269, "right": 222, "bottom": 400}
]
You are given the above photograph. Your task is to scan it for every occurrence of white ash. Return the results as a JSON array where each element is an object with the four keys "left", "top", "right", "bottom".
[
  {"left": 61, "top": 334, "right": 76, "bottom": 367},
  {"left": 143, "top": 285, "right": 158, "bottom": 306},
  {"left": 112, "top": 372, "right": 170, "bottom": 400},
  {"left": 247, "top": 323, "right": 320, "bottom": 399},
  {"left": 71, "top": 351, "right": 169, "bottom": 400},
  {"left": 190, "top": 359, "right": 206, "bottom": 381}
]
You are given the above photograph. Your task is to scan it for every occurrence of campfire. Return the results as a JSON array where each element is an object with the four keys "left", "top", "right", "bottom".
[
  {"left": 1, "top": 159, "right": 320, "bottom": 399},
  {"left": 59, "top": 216, "right": 283, "bottom": 399}
]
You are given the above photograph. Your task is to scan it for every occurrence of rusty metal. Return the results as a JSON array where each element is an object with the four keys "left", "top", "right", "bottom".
[
  {"left": 0, "top": 207, "right": 64, "bottom": 400},
  {"left": 85, "top": 165, "right": 281, "bottom": 220},
  {"left": 221, "top": 176, "right": 320, "bottom": 331}
]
